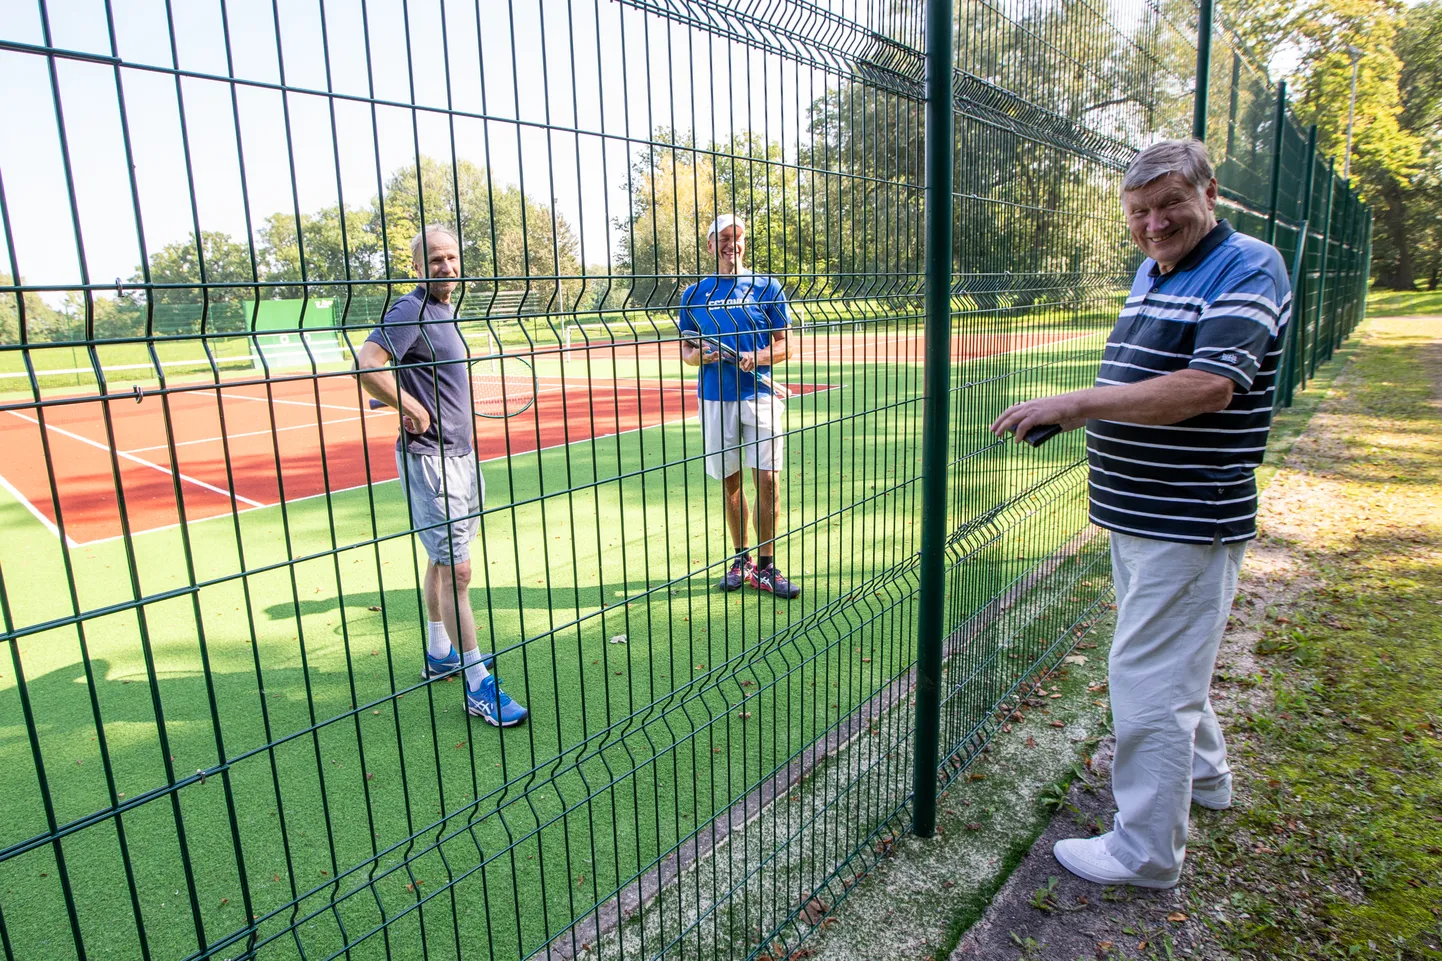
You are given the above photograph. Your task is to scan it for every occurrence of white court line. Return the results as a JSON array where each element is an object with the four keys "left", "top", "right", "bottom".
[
  {"left": 72, "top": 382, "right": 845, "bottom": 547},
  {"left": 0, "top": 471, "right": 80, "bottom": 548},
  {"left": 212, "top": 391, "right": 366, "bottom": 414},
  {"left": 4, "top": 410, "right": 267, "bottom": 509},
  {"left": 119, "top": 381, "right": 669, "bottom": 457},
  {"left": 120, "top": 414, "right": 376, "bottom": 454}
]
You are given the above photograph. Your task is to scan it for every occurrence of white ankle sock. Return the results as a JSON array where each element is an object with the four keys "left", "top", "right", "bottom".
[
  {"left": 427, "top": 622, "right": 452, "bottom": 659},
  {"left": 463, "top": 647, "right": 491, "bottom": 688}
]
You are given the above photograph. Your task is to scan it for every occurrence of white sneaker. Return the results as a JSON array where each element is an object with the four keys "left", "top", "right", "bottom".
[
  {"left": 1053, "top": 835, "right": 1178, "bottom": 889},
  {"left": 1191, "top": 773, "right": 1233, "bottom": 810}
]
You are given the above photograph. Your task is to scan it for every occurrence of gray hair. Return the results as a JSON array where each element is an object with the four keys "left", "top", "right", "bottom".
[
  {"left": 410, "top": 224, "right": 459, "bottom": 264},
  {"left": 1122, "top": 139, "right": 1214, "bottom": 195}
]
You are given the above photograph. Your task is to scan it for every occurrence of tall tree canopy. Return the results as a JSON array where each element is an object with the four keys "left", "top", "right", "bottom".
[{"left": 1232, "top": 0, "right": 1442, "bottom": 288}]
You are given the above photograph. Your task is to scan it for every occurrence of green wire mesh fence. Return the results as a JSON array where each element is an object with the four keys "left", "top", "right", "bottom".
[{"left": 0, "top": 1, "right": 1368, "bottom": 959}]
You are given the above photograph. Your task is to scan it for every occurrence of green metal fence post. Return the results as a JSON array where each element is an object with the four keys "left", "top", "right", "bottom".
[
  {"left": 1312, "top": 159, "right": 1336, "bottom": 376},
  {"left": 1265, "top": 81, "right": 1287, "bottom": 245},
  {"left": 912, "top": 0, "right": 955, "bottom": 840},
  {"left": 1359, "top": 213, "right": 1374, "bottom": 329},
  {"left": 1332, "top": 183, "right": 1356, "bottom": 358},
  {"left": 1280, "top": 124, "right": 1318, "bottom": 407},
  {"left": 1224, "top": 53, "right": 1241, "bottom": 161},
  {"left": 1193, "top": 0, "right": 1214, "bottom": 140}
]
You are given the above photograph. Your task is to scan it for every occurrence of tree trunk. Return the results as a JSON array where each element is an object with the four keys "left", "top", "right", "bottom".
[{"left": 1375, "top": 180, "right": 1417, "bottom": 290}]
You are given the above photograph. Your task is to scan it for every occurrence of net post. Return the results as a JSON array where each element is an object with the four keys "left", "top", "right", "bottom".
[
  {"left": 1192, "top": 0, "right": 1214, "bottom": 141},
  {"left": 913, "top": 0, "right": 955, "bottom": 841}
]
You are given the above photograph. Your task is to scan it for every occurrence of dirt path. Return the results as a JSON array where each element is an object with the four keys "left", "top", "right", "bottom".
[{"left": 951, "top": 315, "right": 1442, "bottom": 961}]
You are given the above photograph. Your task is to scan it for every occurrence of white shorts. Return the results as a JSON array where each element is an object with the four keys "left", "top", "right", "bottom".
[{"left": 699, "top": 395, "right": 786, "bottom": 479}]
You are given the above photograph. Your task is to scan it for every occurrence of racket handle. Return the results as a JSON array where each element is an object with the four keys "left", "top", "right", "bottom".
[
  {"left": 368, "top": 398, "right": 386, "bottom": 410},
  {"left": 1023, "top": 424, "right": 1062, "bottom": 447}
]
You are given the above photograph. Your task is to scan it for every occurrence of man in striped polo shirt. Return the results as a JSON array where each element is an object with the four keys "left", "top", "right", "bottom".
[{"left": 990, "top": 139, "right": 1291, "bottom": 889}]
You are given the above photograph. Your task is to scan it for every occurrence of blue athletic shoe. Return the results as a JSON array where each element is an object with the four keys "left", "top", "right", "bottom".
[
  {"left": 421, "top": 647, "right": 492, "bottom": 681},
  {"left": 465, "top": 674, "right": 529, "bottom": 727}
]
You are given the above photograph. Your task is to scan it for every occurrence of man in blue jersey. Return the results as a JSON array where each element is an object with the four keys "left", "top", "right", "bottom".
[
  {"left": 355, "top": 224, "right": 528, "bottom": 728},
  {"left": 678, "top": 214, "right": 800, "bottom": 598},
  {"left": 990, "top": 140, "right": 1291, "bottom": 889}
]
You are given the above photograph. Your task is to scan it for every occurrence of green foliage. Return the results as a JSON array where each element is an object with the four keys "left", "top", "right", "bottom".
[
  {"left": 2, "top": 160, "right": 586, "bottom": 344},
  {"left": 0, "top": 273, "right": 71, "bottom": 345},
  {"left": 1265, "top": 0, "right": 1442, "bottom": 290},
  {"left": 132, "top": 230, "right": 259, "bottom": 304}
]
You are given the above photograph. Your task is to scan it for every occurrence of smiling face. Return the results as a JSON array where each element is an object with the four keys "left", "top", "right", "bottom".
[
  {"left": 707, "top": 225, "right": 745, "bottom": 275},
  {"left": 413, "top": 233, "right": 461, "bottom": 302},
  {"left": 1122, "top": 172, "right": 1219, "bottom": 273}
]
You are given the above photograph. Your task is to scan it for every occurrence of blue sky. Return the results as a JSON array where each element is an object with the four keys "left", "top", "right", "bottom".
[{"left": 1, "top": 0, "right": 816, "bottom": 296}]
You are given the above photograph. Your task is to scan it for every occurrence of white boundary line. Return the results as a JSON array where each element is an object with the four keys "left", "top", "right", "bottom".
[
  {"left": 120, "top": 414, "right": 378, "bottom": 454},
  {"left": 0, "top": 470, "right": 79, "bottom": 548},
  {"left": 5, "top": 410, "right": 267, "bottom": 510},
  {"left": 70, "top": 383, "right": 840, "bottom": 548}
]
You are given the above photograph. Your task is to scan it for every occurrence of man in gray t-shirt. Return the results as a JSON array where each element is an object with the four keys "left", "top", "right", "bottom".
[{"left": 356, "top": 224, "right": 527, "bottom": 728}]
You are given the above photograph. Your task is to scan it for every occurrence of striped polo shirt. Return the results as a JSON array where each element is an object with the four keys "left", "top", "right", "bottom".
[{"left": 1087, "top": 220, "right": 1292, "bottom": 544}]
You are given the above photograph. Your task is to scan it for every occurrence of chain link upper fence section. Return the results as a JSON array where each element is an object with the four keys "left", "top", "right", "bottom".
[{"left": 0, "top": 2, "right": 1368, "bottom": 960}]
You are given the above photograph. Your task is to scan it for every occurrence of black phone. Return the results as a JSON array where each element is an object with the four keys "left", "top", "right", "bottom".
[{"left": 1023, "top": 424, "right": 1062, "bottom": 447}]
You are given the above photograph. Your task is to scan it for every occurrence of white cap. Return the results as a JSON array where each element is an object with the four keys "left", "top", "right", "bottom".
[{"left": 707, "top": 213, "right": 746, "bottom": 239}]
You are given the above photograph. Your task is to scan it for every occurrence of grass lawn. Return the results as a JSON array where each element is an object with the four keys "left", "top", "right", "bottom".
[
  {"left": 0, "top": 308, "right": 1111, "bottom": 961},
  {"left": 1366, "top": 286, "right": 1442, "bottom": 318},
  {"left": 1184, "top": 315, "right": 1442, "bottom": 959}
]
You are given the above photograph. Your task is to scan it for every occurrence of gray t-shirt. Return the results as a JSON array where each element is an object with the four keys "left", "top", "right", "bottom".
[{"left": 364, "top": 286, "right": 473, "bottom": 456}]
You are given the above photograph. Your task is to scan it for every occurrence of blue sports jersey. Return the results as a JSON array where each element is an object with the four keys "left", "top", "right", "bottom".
[{"left": 677, "top": 274, "right": 788, "bottom": 401}]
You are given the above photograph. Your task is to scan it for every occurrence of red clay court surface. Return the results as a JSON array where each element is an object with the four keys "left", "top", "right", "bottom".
[{"left": 0, "top": 329, "right": 1091, "bottom": 547}]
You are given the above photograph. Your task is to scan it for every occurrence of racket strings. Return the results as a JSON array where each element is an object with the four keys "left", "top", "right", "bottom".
[{"left": 471, "top": 357, "right": 536, "bottom": 418}]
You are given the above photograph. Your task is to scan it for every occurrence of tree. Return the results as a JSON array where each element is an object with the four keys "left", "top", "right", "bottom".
[
  {"left": 258, "top": 204, "right": 383, "bottom": 303},
  {"left": 1387, "top": 0, "right": 1442, "bottom": 288},
  {"left": 132, "top": 231, "right": 259, "bottom": 304},
  {"left": 1285, "top": 0, "right": 1426, "bottom": 288},
  {"left": 1, "top": 274, "right": 72, "bottom": 345},
  {"left": 377, "top": 156, "right": 583, "bottom": 318}
]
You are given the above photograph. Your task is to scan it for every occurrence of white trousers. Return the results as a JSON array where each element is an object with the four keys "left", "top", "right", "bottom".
[{"left": 1105, "top": 531, "right": 1246, "bottom": 882}]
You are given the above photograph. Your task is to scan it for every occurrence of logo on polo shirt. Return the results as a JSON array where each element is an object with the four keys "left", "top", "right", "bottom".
[{"left": 1221, "top": 352, "right": 1239, "bottom": 364}]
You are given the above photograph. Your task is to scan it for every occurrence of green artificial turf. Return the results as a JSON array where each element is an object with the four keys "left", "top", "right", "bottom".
[{"left": 0, "top": 314, "right": 1107, "bottom": 961}]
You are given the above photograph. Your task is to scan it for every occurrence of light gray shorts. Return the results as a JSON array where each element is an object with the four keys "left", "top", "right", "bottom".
[{"left": 395, "top": 448, "right": 483, "bottom": 565}]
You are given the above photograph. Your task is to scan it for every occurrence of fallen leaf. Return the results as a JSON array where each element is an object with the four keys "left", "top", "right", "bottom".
[
  {"left": 1097, "top": 940, "right": 1113, "bottom": 951},
  {"left": 1167, "top": 911, "right": 1188, "bottom": 922},
  {"left": 1063, "top": 654, "right": 1087, "bottom": 665},
  {"left": 1024, "top": 736, "right": 1037, "bottom": 748},
  {"left": 738, "top": 712, "right": 752, "bottom": 720},
  {"left": 610, "top": 634, "right": 627, "bottom": 645},
  {"left": 799, "top": 897, "right": 828, "bottom": 923},
  {"left": 367, "top": 605, "right": 382, "bottom": 612},
  {"left": 965, "top": 822, "right": 982, "bottom": 831},
  {"left": 1049, "top": 720, "right": 1066, "bottom": 728}
]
